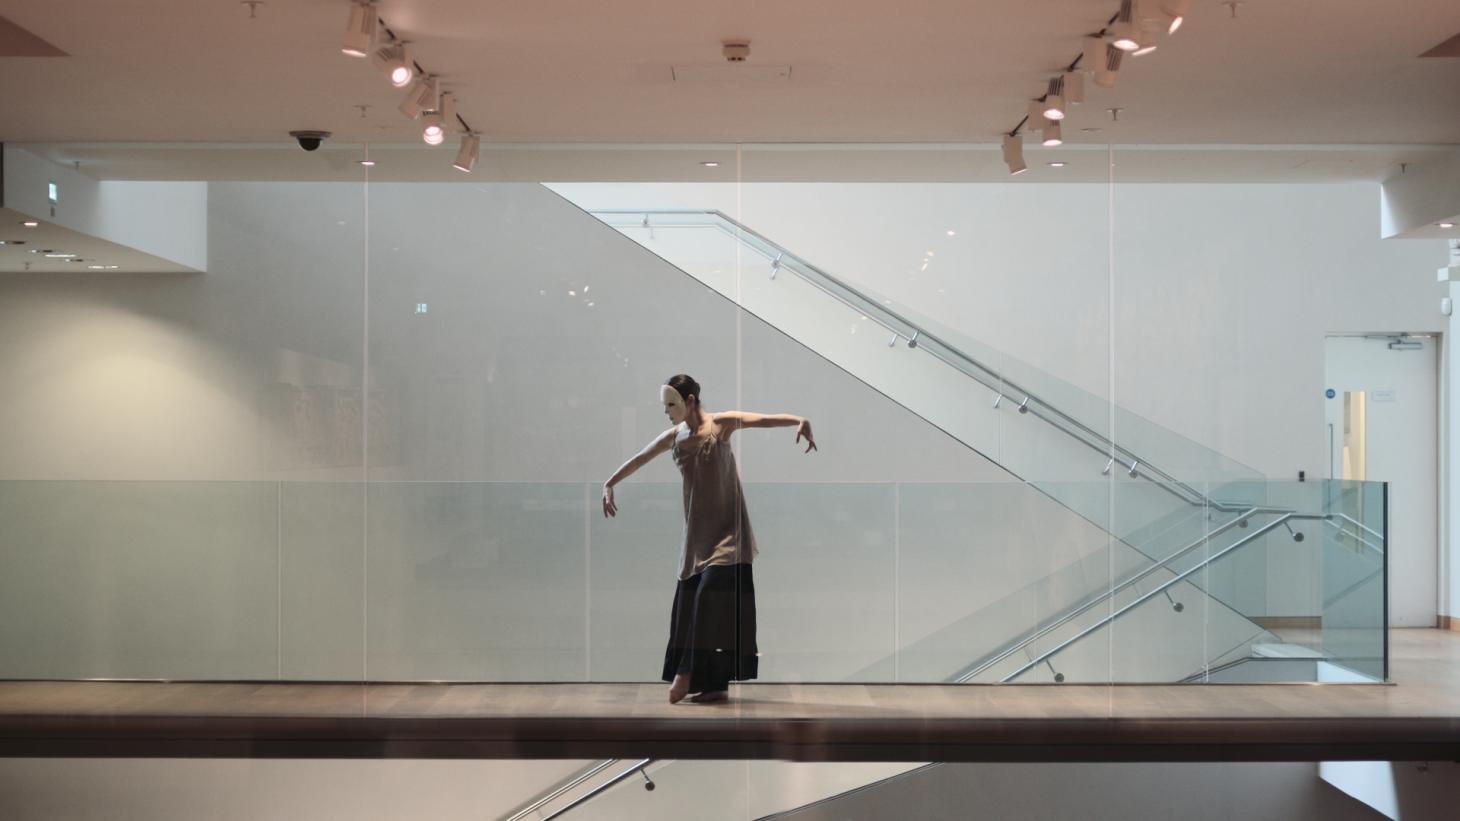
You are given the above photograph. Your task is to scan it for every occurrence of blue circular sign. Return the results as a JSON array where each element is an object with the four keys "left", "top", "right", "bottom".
[{"left": 1325, "top": 388, "right": 1336, "bottom": 399}]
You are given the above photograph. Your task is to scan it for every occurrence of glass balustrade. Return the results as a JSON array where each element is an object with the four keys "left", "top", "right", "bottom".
[{"left": 0, "top": 479, "right": 1385, "bottom": 685}]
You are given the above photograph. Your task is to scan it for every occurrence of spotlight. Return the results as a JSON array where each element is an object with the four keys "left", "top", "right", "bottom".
[
  {"left": 1110, "top": 0, "right": 1139, "bottom": 51},
  {"left": 372, "top": 41, "right": 413, "bottom": 87},
  {"left": 1043, "top": 77, "right": 1066, "bottom": 120},
  {"left": 1041, "top": 120, "right": 1062, "bottom": 147},
  {"left": 1027, "top": 100, "right": 1048, "bottom": 125},
  {"left": 422, "top": 113, "right": 445, "bottom": 144},
  {"left": 399, "top": 76, "right": 437, "bottom": 119},
  {"left": 437, "top": 91, "right": 456, "bottom": 129},
  {"left": 341, "top": 2, "right": 377, "bottom": 58},
  {"left": 1002, "top": 134, "right": 1028, "bottom": 176},
  {"left": 1161, "top": 0, "right": 1191, "bottom": 34},
  {"left": 1094, "top": 44, "right": 1123, "bottom": 88},
  {"left": 453, "top": 133, "right": 480, "bottom": 173}
]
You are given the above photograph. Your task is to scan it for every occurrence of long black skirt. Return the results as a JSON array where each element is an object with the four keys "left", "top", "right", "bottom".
[{"left": 662, "top": 563, "right": 758, "bottom": 692}]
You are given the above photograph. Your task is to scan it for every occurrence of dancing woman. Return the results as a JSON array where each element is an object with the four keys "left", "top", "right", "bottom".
[{"left": 602, "top": 374, "right": 816, "bottom": 703}]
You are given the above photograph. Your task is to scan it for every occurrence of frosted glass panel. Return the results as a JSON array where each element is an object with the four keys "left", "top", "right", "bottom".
[
  {"left": 365, "top": 482, "right": 588, "bottom": 681},
  {"left": 0, "top": 480, "right": 278, "bottom": 679}
]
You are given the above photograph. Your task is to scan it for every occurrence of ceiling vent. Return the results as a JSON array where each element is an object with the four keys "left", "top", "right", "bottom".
[
  {"left": 1419, "top": 32, "right": 1460, "bottom": 58},
  {"left": 0, "top": 14, "right": 65, "bottom": 57}
]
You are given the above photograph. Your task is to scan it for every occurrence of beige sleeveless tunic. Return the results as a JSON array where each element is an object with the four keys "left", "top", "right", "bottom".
[{"left": 672, "top": 422, "right": 758, "bottom": 580}]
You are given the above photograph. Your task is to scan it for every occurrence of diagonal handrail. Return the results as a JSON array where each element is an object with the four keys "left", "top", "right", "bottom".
[
  {"left": 999, "top": 512, "right": 1318, "bottom": 682},
  {"left": 590, "top": 208, "right": 1253, "bottom": 516},
  {"left": 501, "top": 759, "right": 619, "bottom": 821},
  {"left": 952, "top": 505, "right": 1277, "bottom": 682},
  {"left": 539, "top": 758, "right": 654, "bottom": 821}
]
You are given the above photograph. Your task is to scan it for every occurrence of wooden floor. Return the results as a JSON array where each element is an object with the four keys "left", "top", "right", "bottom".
[{"left": 2, "top": 630, "right": 1458, "bottom": 762}]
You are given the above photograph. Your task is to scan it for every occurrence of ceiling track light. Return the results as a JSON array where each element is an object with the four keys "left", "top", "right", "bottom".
[
  {"left": 422, "top": 113, "right": 445, "bottom": 145},
  {"left": 1041, "top": 119, "right": 1063, "bottom": 147},
  {"left": 372, "top": 40, "right": 414, "bottom": 87},
  {"left": 1161, "top": 0, "right": 1191, "bottom": 34},
  {"left": 399, "top": 75, "right": 438, "bottom": 119},
  {"left": 1044, "top": 77, "right": 1066, "bottom": 120},
  {"left": 341, "top": 2, "right": 377, "bottom": 57},
  {"left": 422, "top": 93, "right": 453, "bottom": 145},
  {"left": 353, "top": 14, "right": 480, "bottom": 173},
  {"left": 453, "top": 133, "right": 481, "bottom": 173},
  {"left": 1094, "top": 43, "right": 1123, "bottom": 88},
  {"left": 1002, "top": 134, "right": 1028, "bottom": 176},
  {"left": 438, "top": 91, "right": 456, "bottom": 130},
  {"left": 1110, "top": 0, "right": 1139, "bottom": 51}
]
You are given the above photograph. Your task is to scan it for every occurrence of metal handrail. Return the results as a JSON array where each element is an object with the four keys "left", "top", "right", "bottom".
[
  {"left": 540, "top": 758, "right": 654, "bottom": 821},
  {"left": 1000, "top": 513, "right": 1311, "bottom": 682},
  {"left": 590, "top": 208, "right": 1254, "bottom": 515},
  {"left": 503, "top": 759, "right": 618, "bottom": 821},
  {"left": 1329, "top": 513, "right": 1384, "bottom": 554},
  {"left": 953, "top": 506, "right": 1281, "bottom": 682}
]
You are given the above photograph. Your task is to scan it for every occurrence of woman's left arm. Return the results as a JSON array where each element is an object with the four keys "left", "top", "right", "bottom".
[{"left": 716, "top": 412, "right": 817, "bottom": 453}]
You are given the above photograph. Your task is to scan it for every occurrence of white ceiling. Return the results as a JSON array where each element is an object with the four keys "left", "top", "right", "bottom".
[{"left": 0, "top": 0, "right": 1456, "bottom": 148}]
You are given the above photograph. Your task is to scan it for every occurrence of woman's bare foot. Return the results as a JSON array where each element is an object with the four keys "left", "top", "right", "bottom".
[
  {"left": 668, "top": 674, "right": 690, "bottom": 704},
  {"left": 689, "top": 689, "right": 729, "bottom": 703}
]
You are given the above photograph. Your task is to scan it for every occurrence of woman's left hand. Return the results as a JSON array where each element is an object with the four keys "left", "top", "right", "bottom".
[{"left": 796, "top": 418, "right": 818, "bottom": 453}]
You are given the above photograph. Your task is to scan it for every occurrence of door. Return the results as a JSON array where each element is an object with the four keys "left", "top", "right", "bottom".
[{"left": 1325, "top": 335, "right": 1439, "bottom": 628}]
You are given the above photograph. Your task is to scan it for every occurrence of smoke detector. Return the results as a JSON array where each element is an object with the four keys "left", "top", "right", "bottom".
[{"left": 722, "top": 40, "right": 751, "bottom": 62}]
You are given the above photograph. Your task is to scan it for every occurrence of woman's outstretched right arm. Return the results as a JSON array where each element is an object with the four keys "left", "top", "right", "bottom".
[{"left": 602, "top": 426, "right": 678, "bottom": 517}]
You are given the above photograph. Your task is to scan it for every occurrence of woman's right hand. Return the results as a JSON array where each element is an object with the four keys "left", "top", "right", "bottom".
[{"left": 602, "top": 484, "right": 618, "bottom": 518}]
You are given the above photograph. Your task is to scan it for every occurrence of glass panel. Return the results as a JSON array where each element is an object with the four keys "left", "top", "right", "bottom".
[
  {"left": 0, "top": 480, "right": 279, "bottom": 679},
  {"left": 1007, "top": 480, "right": 1385, "bottom": 683},
  {"left": 365, "top": 481, "right": 588, "bottom": 681},
  {"left": 1321, "top": 480, "right": 1388, "bottom": 680}
]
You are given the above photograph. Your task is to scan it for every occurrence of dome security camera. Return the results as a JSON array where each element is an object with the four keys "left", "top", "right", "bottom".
[
  {"left": 289, "top": 130, "right": 332, "bottom": 151},
  {"left": 721, "top": 40, "right": 750, "bottom": 61}
]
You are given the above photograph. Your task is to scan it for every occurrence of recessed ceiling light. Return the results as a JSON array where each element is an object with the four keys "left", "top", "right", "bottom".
[
  {"left": 1080, "top": 127, "right": 1102, "bottom": 133},
  {"left": 700, "top": 161, "right": 720, "bottom": 167},
  {"left": 1441, "top": 222, "right": 1456, "bottom": 229},
  {"left": 358, "top": 160, "right": 376, "bottom": 167},
  {"left": 45, "top": 253, "right": 78, "bottom": 258},
  {"left": 21, "top": 221, "right": 39, "bottom": 228},
  {"left": 0, "top": 240, "right": 21, "bottom": 245},
  {"left": 1048, "top": 161, "right": 1067, "bottom": 168},
  {"left": 946, "top": 230, "right": 956, "bottom": 237}
]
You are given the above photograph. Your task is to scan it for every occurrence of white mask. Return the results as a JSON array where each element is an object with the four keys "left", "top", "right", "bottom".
[{"left": 661, "top": 384, "right": 688, "bottom": 425}]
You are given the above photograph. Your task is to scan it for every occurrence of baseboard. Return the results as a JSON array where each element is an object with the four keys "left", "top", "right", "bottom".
[{"left": 1251, "top": 616, "right": 1322, "bottom": 631}]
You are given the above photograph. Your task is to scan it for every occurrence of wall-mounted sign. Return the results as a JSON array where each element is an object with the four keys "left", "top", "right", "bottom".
[
  {"left": 1325, "top": 388, "right": 1336, "bottom": 399},
  {"left": 1372, "top": 390, "right": 1396, "bottom": 402},
  {"left": 47, "top": 180, "right": 58, "bottom": 205}
]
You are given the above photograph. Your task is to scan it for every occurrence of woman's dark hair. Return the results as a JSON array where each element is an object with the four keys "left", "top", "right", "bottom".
[{"left": 665, "top": 374, "right": 701, "bottom": 407}]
